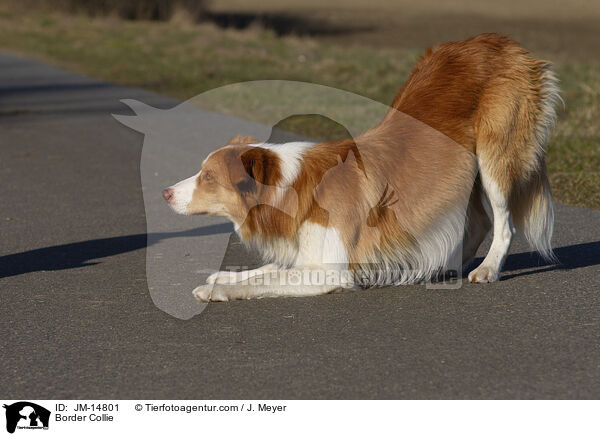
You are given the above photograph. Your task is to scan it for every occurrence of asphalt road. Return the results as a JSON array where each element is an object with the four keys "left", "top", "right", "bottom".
[{"left": 1, "top": 53, "right": 599, "bottom": 399}]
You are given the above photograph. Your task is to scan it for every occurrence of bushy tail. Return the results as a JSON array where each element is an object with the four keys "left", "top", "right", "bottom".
[
  {"left": 512, "top": 165, "right": 557, "bottom": 262},
  {"left": 512, "top": 64, "right": 561, "bottom": 263}
]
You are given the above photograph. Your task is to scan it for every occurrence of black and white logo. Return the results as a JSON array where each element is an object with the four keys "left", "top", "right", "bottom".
[{"left": 3, "top": 402, "right": 50, "bottom": 434}]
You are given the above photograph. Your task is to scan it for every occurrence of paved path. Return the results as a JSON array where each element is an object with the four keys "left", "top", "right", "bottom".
[{"left": 1, "top": 53, "right": 599, "bottom": 399}]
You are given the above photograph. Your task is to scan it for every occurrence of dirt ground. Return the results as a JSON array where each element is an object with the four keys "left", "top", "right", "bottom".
[{"left": 210, "top": 0, "right": 600, "bottom": 62}]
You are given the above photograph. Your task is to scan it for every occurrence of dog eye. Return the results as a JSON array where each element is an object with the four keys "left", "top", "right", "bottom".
[{"left": 203, "top": 171, "right": 213, "bottom": 182}]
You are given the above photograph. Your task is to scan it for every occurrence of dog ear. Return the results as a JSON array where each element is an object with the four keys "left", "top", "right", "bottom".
[
  {"left": 231, "top": 148, "right": 279, "bottom": 195},
  {"left": 236, "top": 148, "right": 265, "bottom": 194},
  {"left": 227, "top": 135, "right": 259, "bottom": 145}
]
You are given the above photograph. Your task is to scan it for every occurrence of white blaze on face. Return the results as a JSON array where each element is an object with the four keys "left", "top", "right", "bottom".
[{"left": 168, "top": 171, "right": 201, "bottom": 215}]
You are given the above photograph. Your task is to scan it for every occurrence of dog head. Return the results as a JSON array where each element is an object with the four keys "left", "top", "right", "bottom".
[{"left": 162, "top": 135, "right": 283, "bottom": 226}]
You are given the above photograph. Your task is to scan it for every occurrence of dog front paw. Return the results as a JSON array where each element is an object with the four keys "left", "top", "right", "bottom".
[
  {"left": 192, "top": 284, "right": 213, "bottom": 302},
  {"left": 193, "top": 283, "right": 246, "bottom": 302}
]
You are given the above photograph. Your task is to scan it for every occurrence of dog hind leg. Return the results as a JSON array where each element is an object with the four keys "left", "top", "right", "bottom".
[{"left": 468, "top": 161, "right": 515, "bottom": 282}]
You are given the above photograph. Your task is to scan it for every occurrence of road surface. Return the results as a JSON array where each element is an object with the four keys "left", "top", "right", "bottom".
[{"left": 1, "top": 53, "right": 599, "bottom": 398}]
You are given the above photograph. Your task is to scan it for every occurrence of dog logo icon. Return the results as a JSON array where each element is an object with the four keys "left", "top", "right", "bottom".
[{"left": 3, "top": 402, "right": 50, "bottom": 434}]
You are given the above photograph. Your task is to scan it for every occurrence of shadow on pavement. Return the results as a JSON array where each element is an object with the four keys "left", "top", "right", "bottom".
[
  {"left": 0, "top": 223, "right": 233, "bottom": 279},
  {"left": 467, "top": 241, "right": 600, "bottom": 281},
  {"left": 1, "top": 227, "right": 598, "bottom": 281}
]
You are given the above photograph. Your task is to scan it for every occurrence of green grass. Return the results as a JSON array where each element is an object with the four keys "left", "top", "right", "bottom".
[{"left": 0, "top": 5, "right": 598, "bottom": 209}]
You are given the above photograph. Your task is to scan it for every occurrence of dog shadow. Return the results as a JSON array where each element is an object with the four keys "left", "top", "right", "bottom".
[
  {"left": 0, "top": 223, "right": 233, "bottom": 279},
  {"left": 464, "top": 240, "right": 600, "bottom": 281},
  {"left": 1, "top": 226, "right": 598, "bottom": 281}
]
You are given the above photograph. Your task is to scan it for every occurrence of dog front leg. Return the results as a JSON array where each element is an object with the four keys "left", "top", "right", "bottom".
[
  {"left": 193, "top": 267, "right": 350, "bottom": 302},
  {"left": 205, "top": 263, "right": 279, "bottom": 284}
]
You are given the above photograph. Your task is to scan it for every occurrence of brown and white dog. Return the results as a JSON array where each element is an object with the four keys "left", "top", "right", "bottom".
[{"left": 163, "top": 33, "right": 560, "bottom": 301}]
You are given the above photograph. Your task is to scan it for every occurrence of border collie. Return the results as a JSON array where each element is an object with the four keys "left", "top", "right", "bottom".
[{"left": 163, "top": 34, "right": 560, "bottom": 301}]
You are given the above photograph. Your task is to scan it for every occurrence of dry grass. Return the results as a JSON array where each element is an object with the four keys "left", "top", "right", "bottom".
[
  {"left": 0, "top": 3, "right": 598, "bottom": 209},
  {"left": 20, "top": 0, "right": 208, "bottom": 21}
]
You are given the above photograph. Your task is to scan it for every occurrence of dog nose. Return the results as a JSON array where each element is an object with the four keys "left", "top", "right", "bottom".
[{"left": 162, "top": 188, "right": 174, "bottom": 202}]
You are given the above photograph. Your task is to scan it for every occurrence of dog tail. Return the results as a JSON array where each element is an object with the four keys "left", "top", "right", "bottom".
[
  {"left": 511, "top": 64, "right": 561, "bottom": 262},
  {"left": 512, "top": 162, "right": 556, "bottom": 262}
]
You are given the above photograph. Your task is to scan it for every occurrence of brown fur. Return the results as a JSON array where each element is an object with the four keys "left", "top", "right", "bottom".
[{"left": 388, "top": 33, "right": 556, "bottom": 236}]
